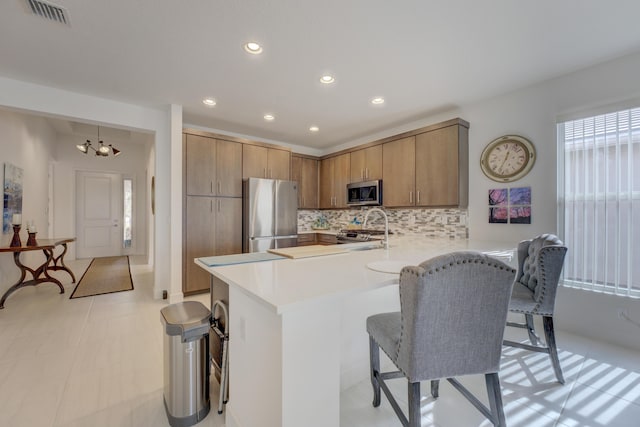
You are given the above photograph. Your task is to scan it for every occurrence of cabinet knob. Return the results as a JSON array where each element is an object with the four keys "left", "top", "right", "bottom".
[
  {"left": 417, "top": 190, "right": 420, "bottom": 204},
  {"left": 409, "top": 191, "right": 413, "bottom": 203}
]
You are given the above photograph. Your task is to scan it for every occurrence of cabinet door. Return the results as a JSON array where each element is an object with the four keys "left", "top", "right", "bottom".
[
  {"left": 301, "top": 158, "right": 319, "bottom": 208},
  {"left": 185, "top": 134, "right": 215, "bottom": 195},
  {"left": 364, "top": 145, "right": 383, "bottom": 181},
  {"left": 268, "top": 149, "right": 291, "bottom": 180},
  {"left": 319, "top": 157, "right": 335, "bottom": 208},
  {"left": 415, "top": 126, "right": 459, "bottom": 207},
  {"left": 333, "top": 153, "right": 351, "bottom": 208},
  {"left": 185, "top": 196, "right": 215, "bottom": 294},
  {"left": 291, "top": 156, "right": 303, "bottom": 207},
  {"left": 215, "top": 198, "right": 242, "bottom": 255},
  {"left": 382, "top": 136, "right": 416, "bottom": 207},
  {"left": 216, "top": 139, "right": 243, "bottom": 197},
  {"left": 350, "top": 149, "right": 366, "bottom": 182},
  {"left": 243, "top": 144, "right": 268, "bottom": 179}
]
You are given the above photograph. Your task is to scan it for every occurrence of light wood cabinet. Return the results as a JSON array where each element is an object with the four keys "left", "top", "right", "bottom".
[
  {"left": 184, "top": 196, "right": 242, "bottom": 294},
  {"left": 350, "top": 145, "right": 382, "bottom": 182},
  {"left": 296, "top": 233, "right": 316, "bottom": 246},
  {"left": 316, "top": 233, "right": 338, "bottom": 245},
  {"left": 320, "top": 153, "right": 350, "bottom": 208},
  {"left": 415, "top": 125, "right": 469, "bottom": 207},
  {"left": 243, "top": 144, "right": 291, "bottom": 180},
  {"left": 185, "top": 134, "right": 242, "bottom": 197},
  {"left": 291, "top": 155, "right": 319, "bottom": 209},
  {"left": 382, "top": 136, "right": 416, "bottom": 207}
]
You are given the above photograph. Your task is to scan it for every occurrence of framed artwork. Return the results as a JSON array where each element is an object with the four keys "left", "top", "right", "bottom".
[
  {"left": 3, "top": 163, "right": 23, "bottom": 233},
  {"left": 488, "top": 186, "right": 532, "bottom": 224}
]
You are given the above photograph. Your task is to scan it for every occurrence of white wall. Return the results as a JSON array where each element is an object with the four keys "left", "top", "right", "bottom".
[
  {"left": 0, "top": 76, "right": 180, "bottom": 301},
  {"left": 51, "top": 132, "right": 151, "bottom": 260},
  {"left": 0, "top": 108, "right": 55, "bottom": 297}
]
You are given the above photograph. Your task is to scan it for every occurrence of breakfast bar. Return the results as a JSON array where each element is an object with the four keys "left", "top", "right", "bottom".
[{"left": 196, "top": 237, "right": 515, "bottom": 427}]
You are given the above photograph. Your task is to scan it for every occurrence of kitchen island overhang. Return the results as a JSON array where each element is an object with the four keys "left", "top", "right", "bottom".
[{"left": 196, "top": 237, "right": 516, "bottom": 427}]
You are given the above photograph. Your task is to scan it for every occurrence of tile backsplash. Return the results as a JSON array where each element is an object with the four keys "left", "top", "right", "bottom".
[{"left": 298, "top": 207, "right": 468, "bottom": 239}]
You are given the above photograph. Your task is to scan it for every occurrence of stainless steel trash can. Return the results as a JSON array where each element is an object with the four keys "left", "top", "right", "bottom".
[{"left": 161, "top": 301, "right": 211, "bottom": 427}]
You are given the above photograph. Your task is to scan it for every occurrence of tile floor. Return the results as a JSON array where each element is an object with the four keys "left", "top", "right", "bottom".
[{"left": 0, "top": 256, "right": 639, "bottom": 426}]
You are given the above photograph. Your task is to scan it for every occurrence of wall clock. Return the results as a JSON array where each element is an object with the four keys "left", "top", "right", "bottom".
[{"left": 480, "top": 135, "right": 536, "bottom": 182}]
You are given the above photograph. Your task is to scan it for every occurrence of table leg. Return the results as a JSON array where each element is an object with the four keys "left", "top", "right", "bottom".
[
  {"left": 0, "top": 250, "right": 64, "bottom": 309},
  {"left": 44, "top": 243, "right": 76, "bottom": 283}
]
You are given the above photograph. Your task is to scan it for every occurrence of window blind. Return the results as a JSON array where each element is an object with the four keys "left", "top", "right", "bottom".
[{"left": 559, "top": 108, "right": 640, "bottom": 297}]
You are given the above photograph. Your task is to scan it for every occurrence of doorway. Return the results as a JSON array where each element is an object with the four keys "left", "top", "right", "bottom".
[{"left": 75, "top": 171, "right": 124, "bottom": 259}]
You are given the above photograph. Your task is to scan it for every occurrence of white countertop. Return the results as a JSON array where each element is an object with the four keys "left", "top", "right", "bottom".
[{"left": 196, "top": 236, "right": 516, "bottom": 315}]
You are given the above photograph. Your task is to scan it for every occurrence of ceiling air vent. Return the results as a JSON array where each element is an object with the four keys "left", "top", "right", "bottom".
[{"left": 26, "top": 0, "right": 69, "bottom": 26}]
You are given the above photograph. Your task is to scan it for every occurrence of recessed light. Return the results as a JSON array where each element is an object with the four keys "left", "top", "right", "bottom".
[
  {"left": 309, "top": 126, "right": 319, "bottom": 132},
  {"left": 320, "top": 75, "right": 335, "bottom": 84},
  {"left": 243, "top": 42, "right": 263, "bottom": 55},
  {"left": 202, "top": 98, "right": 217, "bottom": 107},
  {"left": 264, "top": 114, "right": 275, "bottom": 121},
  {"left": 371, "top": 97, "right": 385, "bottom": 105}
]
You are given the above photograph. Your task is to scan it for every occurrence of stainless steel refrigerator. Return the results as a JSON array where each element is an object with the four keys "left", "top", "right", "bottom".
[{"left": 243, "top": 177, "right": 298, "bottom": 253}]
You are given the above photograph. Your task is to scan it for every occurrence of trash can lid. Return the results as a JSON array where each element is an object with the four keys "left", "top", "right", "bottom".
[{"left": 161, "top": 301, "right": 211, "bottom": 338}]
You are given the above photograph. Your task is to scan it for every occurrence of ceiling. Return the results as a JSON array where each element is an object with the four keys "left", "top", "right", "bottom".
[{"left": 2, "top": 0, "right": 640, "bottom": 150}]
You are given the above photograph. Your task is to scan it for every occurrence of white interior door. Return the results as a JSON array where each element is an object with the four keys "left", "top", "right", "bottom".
[{"left": 76, "top": 171, "right": 123, "bottom": 258}]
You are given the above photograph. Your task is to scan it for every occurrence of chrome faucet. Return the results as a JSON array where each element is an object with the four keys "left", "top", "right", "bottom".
[{"left": 363, "top": 207, "right": 389, "bottom": 249}]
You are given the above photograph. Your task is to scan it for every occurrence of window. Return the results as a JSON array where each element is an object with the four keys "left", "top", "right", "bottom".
[
  {"left": 558, "top": 108, "right": 640, "bottom": 297},
  {"left": 123, "top": 178, "right": 132, "bottom": 249}
]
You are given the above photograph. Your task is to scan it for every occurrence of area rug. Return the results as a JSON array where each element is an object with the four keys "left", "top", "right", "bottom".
[{"left": 70, "top": 256, "right": 134, "bottom": 299}]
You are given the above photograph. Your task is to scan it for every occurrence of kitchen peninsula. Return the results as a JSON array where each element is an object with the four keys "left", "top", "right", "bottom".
[{"left": 196, "top": 237, "right": 515, "bottom": 427}]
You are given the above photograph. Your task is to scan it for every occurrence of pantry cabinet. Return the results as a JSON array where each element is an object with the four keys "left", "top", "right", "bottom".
[
  {"left": 184, "top": 196, "right": 242, "bottom": 294},
  {"left": 185, "top": 134, "right": 242, "bottom": 197}
]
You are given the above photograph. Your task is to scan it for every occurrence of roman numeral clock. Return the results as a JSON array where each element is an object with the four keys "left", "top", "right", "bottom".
[{"left": 480, "top": 135, "right": 536, "bottom": 182}]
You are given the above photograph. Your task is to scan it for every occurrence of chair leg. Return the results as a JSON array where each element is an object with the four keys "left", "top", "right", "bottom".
[
  {"left": 369, "top": 335, "right": 381, "bottom": 407},
  {"left": 525, "top": 313, "right": 539, "bottom": 346},
  {"left": 543, "top": 316, "right": 565, "bottom": 384},
  {"left": 408, "top": 381, "right": 421, "bottom": 427},
  {"left": 430, "top": 380, "right": 439, "bottom": 398},
  {"left": 485, "top": 373, "right": 506, "bottom": 427}
]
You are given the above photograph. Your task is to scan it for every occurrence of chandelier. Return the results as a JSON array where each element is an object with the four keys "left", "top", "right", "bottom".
[{"left": 76, "top": 126, "right": 121, "bottom": 157}]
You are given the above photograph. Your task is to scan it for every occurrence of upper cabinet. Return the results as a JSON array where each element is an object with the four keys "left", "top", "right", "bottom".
[
  {"left": 243, "top": 144, "right": 291, "bottom": 180},
  {"left": 382, "top": 136, "right": 416, "bottom": 207},
  {"left": 350, "top": 145, "right": 382, "bottom": 182},
  {"left": 319, "top": 153, "right": 350, "bottom": 208},
  {"left": 382, "top": 120, "right": 469, "bottom": 208},
  {"left": 291, "top": 155, "right": 319, "bottom": 209},
  {"left": 415, "top": 124, "right": 468, "bottom": 207},
  {"left": 185, "top": 134, "right": 242, "bottom": 197}
]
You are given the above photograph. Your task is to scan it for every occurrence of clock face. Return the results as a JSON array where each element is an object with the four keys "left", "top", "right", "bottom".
[{"left": 480, "top": 135, "right": 535, "bottom": 182}]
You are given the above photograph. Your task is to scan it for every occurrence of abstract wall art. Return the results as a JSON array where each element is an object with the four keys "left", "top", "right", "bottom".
[
  {"left": 3, "top": 163, "right": 23, "bottom": 233},
  {"left": 488, "top": 186, "right": 532, "bottom": 224}
]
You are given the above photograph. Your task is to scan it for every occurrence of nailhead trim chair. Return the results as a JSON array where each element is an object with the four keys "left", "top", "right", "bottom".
[
  {"left": 367, "top": 251, "right": 516, "bottom": 427},
  {"left": 503, "top": 234, "right": 568, "bottom": 384}
]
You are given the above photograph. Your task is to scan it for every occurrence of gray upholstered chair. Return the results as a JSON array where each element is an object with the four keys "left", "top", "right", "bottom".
[
  {"left": 503, "top": 234, "right": 568, "bottom": 384},
  {"left": 367, "top": 251, "right": 516, "bottom": 427}
]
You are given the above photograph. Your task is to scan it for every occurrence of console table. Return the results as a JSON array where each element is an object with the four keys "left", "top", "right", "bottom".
[{"left": 0, "top": 237, "right": 76, "bottom": 309}]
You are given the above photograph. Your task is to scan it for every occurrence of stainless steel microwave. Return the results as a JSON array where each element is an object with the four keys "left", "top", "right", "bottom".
[{"left": 347, "top": 180, "right": 383, "bottom": 206}]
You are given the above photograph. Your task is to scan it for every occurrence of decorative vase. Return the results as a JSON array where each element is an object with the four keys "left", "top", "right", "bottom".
[
  {"left": 10, "top": 225, "right": 21, "bottom": 247},
  {"left": 26, "top": 232, "right": 37, "bottom": 247}
]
